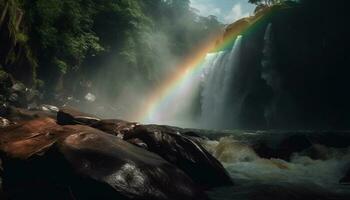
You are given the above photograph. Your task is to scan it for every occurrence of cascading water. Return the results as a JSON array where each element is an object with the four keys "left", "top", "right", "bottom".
[
  {"left": 199, "top": 35, "right": 243, "bottom": 129},
  {"left": 151, "top": 35, "right": 244, "bottom": 129}
]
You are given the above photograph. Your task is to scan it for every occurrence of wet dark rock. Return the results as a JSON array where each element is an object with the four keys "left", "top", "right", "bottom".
[
  {"left": 251, "top": 132, "right": 350, "bottom": 161},
  {"left": 60, "top": 126, "right": 206, "bottom": 200},
  {"left": 276, "top": 135, "right": 312, "bottom": 160},
  {"left": 57, "top": 107, "right": 100, "bottom": 125},
  {"left": 8, "top": 93, "right": 19, "bottom": 103},
  {"left": 0, "top": 75, "right": 36, "bottom": 108},
  {"left": 340, "top": 168, "right": 350, "bottom": 185},
  {"left": 297, "top": 144, "right": 350, "bottom": 161},
  {"left": 1, "top": 106, "right": 56, "bottom": 122},
  {"left": 249, "top": 133, "right": 313, "bottom": 161},
  {"left": 11, "top": 83, "right": 25, "bottom": 92},
  {"left": 0, "top": 104, "right": 9, "bottom": 117},
  {"left": 23, "top": 88, "right": 40, "bottom": 103},
  {"left": 310, "top": 131, "right": 350, "bottom": 148},
  {"left": 182, "top": 131, "right": 206, "bottom": 139},
  {"left": 0, "top": 118, "right": 207, "bottom": 200},
  {"left": 0, "top": 117, "right": 11, "bottom": 127},
  {"left": 254, "top": 141, "right": 313, "bottom": 161},
  {"left": 0, "top": 70, "right": 13, "bottom": 92},
  {"left": 125, "top": 138, "right": 148, "bottom": 149},
  {"left": 124, "top": 125, "right": 233, "bottom": 189},
  {"left": 74, "top": 119, "right": 232, "bottom": 189},
  {"left": 91, "top": 119, "right": 138, "bottom": 138},
  {"left": 0, "top": 118, "right": 68, "bottom": 159},
  {"left": 26, "top": 104, "right": 59, "bottom": 116}
]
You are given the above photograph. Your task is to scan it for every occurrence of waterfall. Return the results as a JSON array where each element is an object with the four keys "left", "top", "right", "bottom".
[
  {"left": 199, "top": 35, "right": 243, "bottom": 129},
  {"left": 261, "top": 23, "right": 277, "bottom": 90},
  {"left": 261, "top": 23, "right": 297, "bottom": 128},
  {"left": 147, "top": 35, "right": 244, "bottom": 129}
]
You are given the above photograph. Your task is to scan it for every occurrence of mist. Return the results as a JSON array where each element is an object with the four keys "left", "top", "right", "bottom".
[{"left": 60, "top": 0, "right": 224, "bottom": 124}]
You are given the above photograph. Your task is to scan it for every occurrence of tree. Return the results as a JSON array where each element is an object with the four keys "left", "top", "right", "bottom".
[
  {"left": 249, "top": 0, "right": 283, "bottom": 5},
  {"left": 5, "top": 0, "right": 223, "bottom": 102}
]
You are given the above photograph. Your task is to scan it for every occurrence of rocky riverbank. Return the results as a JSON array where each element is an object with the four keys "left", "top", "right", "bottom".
[
  {"left": 1, "top": 105, "right": 350, "bottom": 200},
  {"left": 0, "top": 106, "right": 233, "bottom": 200}
]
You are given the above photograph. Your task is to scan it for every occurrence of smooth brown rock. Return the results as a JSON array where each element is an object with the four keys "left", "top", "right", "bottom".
[
  {"left": 1, "top": 106, "right": 56, "bottom": 122},
  {"left": 0, "top": 118, "right": 207, "bottom": 200},
  {"left": 57, "top": 107, "right": 100, "bottom": 125},
  {"left": 125, "top": 125, "right": 233, "bottom": 189},
  {"left": 0, "top": 117, "right": 11, "bottom": 127},
  {"left": 60, "top": 126, "right": 207, "bottom": 200},
  {"left": 91, "top": 119, "right": 138, "bottom": 138},
  {"left": 89, "top": 120, "right": 233, "bottom": 189},
  {"left": 0, "top": 118, "right": 67, "bottom": 159}
]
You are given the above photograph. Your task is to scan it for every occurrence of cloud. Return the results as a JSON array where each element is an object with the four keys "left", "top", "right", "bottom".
[
  {"left": 224, "top": 3, "right": 249, "bottom": 24},
  {"left": 190, "top": 0, "right": 222, "bottom": 17}
]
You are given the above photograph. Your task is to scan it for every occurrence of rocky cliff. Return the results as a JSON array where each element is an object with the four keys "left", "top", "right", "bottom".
[
  {"left": 0, "top": 0, "right": 37, "bottom": 87},
  {"left": 221, "top": 0, "right": 349, "bottom": 129}
]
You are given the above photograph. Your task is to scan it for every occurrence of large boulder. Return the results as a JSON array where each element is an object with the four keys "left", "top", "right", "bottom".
[
  {"left": 0, "top": 105, "right": 57, "bottom": 122},
  {"left": 91, "top": 119, "right": 138, "bottom": 138},
  {"left": 340, "top": 168, "right": 350, "bottom": 185},
  {"left": 253, "top": 134, "right": 312, "bottom": 161},
  {"left": 0, "top": 118, "right": 70, "bottom": 159},
  {"left": 57, "top": 107, "right": 100, "bottom": 125},
  {"left": 57, "top": 108, "right": 233, "bottom": 189},
  {"left": 59, "top": 126, "right": 206, "bottom": 200},
  {"left": 126, "top": 125, "right": 233, "bottom": 189},
  {"left": 0, "top": 117, "right": 11, "bottom": 128},
  {"left": 0, "top": 118, "right": 207, "bottom": 200}
]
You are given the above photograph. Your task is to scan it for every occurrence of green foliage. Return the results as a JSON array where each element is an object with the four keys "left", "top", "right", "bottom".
[
  {"left": 249, "top": 0, "right": 285, "bottom": 5},
  {"left": 10, "top": 0, "right": 223, "bottom": 96},
  {"left": 0, "top": 70, "right": 9, "bottom": 82},
  {"left": 22, "top": 0, "right": 103, "bottom": 77},
  {"left": 15, "top": 32, "right": 28, "bottom": 43},
  {"left": 53, "top": 58, "right": 68, "bottom": 74},
  {"left": 35, "top": 79, "right": 45, "bottom": 89}
]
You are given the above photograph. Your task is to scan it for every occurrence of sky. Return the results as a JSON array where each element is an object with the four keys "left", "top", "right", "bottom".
[{"left": 190, "top": 0, "right": 256, "bottom": 24}]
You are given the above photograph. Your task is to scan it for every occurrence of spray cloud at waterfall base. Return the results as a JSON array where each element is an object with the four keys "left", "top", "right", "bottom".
[
  {"left": 130, "top": 2, "right": 350, "bottom": 197},
  {"left": 136, "top": 5, "right": 278, "bottom": 130},
  {"left": 138, "top": 1, "right": 350, "bottom": 130},
  {"left": 1, "top": 0, "right": 350, "bottom": 200},
  {"left": 141, "top": 35, "right": 245, "bottom": 129}
]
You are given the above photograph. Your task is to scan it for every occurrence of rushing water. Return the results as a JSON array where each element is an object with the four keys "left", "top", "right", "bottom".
[
  {"left": 199, "top": 132, "right": 350, "bottom": 200},
  {"left": 137, "top": 23, "right": 350, "bottom": 198},
  {"left": 200, "top": 36, "right": 243, "bottom": 129},
  {"left": 152, "top": 35, "right": 245, "bottom": 129}
]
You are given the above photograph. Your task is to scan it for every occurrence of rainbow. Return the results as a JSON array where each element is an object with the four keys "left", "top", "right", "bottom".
[{"left": 135, "top": 6, "right": 277, "bottom": 124}]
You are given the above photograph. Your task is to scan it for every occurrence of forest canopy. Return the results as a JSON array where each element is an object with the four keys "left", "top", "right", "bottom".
[{"left": 1, "top": 0, "right": 223, "bottom": 103}]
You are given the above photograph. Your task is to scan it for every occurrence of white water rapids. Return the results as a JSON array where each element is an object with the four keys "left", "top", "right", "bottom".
[
  {"left": 201, "top": 135, "right": 350, "bottom": 200},
  {"left": 141, "top": 24, "right": 350, "bottom": 199}
]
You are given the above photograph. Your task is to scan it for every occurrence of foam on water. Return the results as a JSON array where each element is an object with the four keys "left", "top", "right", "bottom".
[{"left": 201, "top": 136, "right": 350, "bottom": 200}]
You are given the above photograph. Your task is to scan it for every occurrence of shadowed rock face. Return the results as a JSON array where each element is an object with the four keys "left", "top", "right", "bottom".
[
  {"left": 0, "top": 117, "right": 11, "bottom": 127},
  {"left": 60, "top": 126, "right": 206, "bottom": 200},
  {"left": 253, "top": 134, "right": 313, "bottom": 161},
  {"left": 91, "top": 119, "right": 138, "bottom": 138},
  {"left": 56, "top": 108, "right": 233, "bottom": 189},
  {"left": 340, "top": 168, "right": 350, "bottom": 185},
  {"left": 0, "top": 109, "right": 236, "bottom": 199},
  {"left": 1, "top": 106, "right": 57, "bottom": 122},
  {"left": 125, "top": 125, "right": 233, "bottom": 189},
  {"left": 57, "top": 107, "right": 100, "bottom": 125},
  {"left": 0, "top": 118, "right": 67, "bottom": 159}
]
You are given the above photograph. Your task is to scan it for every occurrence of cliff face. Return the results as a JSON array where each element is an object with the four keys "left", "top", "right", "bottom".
[
  {"left": 224, "top": 0, "right": 350, "bottom": 129},
  {"left": 0, "top": 0, "right": 37, "bottom": 87}
]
